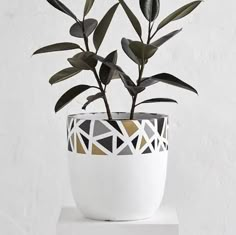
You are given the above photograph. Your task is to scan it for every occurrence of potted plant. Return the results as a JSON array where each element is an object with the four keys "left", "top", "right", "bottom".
[{"left": 33, "top": 0, "right": 202, "bottom": 221}]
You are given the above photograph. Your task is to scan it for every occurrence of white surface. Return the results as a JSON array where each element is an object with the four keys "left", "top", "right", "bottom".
[
  {"left": 57, "top": 207, "right": 179, "bottom": 235},
  {"left": 68, "top": 151, "right": 167, "bottom": 220},
  {"left": 0, "top": 0, "right": 236, "bottom": 235}
]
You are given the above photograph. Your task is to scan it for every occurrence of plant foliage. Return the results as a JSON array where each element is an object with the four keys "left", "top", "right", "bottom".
[
  {"left": 93, "top": 3, "right": 119, "bottom": 52},
  {"left": 33, "top": 0, "right": 202, "bottom": 120},
  {"left": 70, "top": 19, "right": 97, "bottom": 38},
  {"left": 139, "top": 0, "right": 160, "bottom": 22}
]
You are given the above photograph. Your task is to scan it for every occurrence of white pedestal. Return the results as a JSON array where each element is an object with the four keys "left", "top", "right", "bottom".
[{"left": 57, "top": 207, "right": 179, "bottom": 235}]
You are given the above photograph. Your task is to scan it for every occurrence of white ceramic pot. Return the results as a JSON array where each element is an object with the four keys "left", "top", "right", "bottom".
[{"left": 67, "top": 113, "right": 168, "bottom": 221}]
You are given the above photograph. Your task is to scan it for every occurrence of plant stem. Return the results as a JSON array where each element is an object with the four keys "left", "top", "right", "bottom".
[
  {"left": 81, "top": 20, "right": 90, "bottom": 51},
  {"left": 130, "top": 63, "right": 144, "bottom": 119},
  {"left": 130, "top": 96, "right": 136, "bottom": 120},
  {"left": 84, "top": 36, "right": 90, "bottom": 51},
  {"left": 147, "top": 21, "right": 152, "bottom": 44},
  {"left": 92, "top": 69, "right": 112, "bottom": 120},
  {"left": 81, "top": 19, "right": 112, "bottom": 120},
  {"left": 150, "top": 26, "right": 159, "bottom": 41},
  {"left": 130, "top": 20, "right": 153, "bottom": 120}
]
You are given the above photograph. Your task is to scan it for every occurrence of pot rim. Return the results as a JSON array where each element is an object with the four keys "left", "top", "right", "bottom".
[{"left": 68, "top": 112, "right": 168, "bottom": 121}]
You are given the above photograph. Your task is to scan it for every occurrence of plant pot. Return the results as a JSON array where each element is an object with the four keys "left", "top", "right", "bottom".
[{"left": 67, "top": 112, "right": 168, "bottom": 221}]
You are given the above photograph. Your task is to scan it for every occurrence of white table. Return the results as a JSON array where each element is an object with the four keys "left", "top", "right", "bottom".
[{"left": 57, "top": 207, "right": 179, "bottom": 235}]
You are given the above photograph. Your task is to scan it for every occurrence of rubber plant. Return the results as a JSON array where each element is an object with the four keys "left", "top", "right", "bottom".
[
  {"left": 32, "top": 0, "right": 203, "bottom": 221},
  {"left": 33, "top": 0, "right": 202, "bottom": 120}
]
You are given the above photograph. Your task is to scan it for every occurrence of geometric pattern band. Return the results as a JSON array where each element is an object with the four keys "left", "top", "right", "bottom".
[{"left": 67, "top": 113, "right": 168, "bottom": 156}]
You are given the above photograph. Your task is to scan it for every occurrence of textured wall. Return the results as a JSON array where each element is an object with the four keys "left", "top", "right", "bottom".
[{"left": 0, "top": 0, "right": 235, "bottom": 234}]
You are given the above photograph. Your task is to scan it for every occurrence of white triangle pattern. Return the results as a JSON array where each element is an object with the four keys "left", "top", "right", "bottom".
[{"left": 67, "top": 117, "right": 168, "bottom": 156}]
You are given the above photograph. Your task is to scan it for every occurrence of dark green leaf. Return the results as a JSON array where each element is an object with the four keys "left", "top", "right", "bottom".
[
  {"left": 93, "top": 54, "right": 126, "bottom": 75},
  {"left": 70, "top": 22, "right": 83, "bottom": 38},
  {"left": 55, "top": 85, "right": 92, "bottom": 112},
  {"left": 93, "top": 54, "right": 129, "bottom": 83},
  {"left": 68, "top": 52, "right": 97, "bottom": 70},
  {"left": 93, "top": 3, "right": 119, "bottom": 51},
  {"left": 157, "top": 1, "right": 202, "bottom": 31},
  {"left": 121, "top": 38, "right": 140, "bottom": 64},
  {"left": 120, "top": 74, "right": 145, "bottom": 96},
  {"left": 120, "top": 74, "right": 135, "bottom": 86},
  {"left": 118, "top": 0, "right": 142, "bottom": 38},
  {"left": 129, "top": 41, "right": 157, "bottom": 60},
  {"left": 111, "top": 70, "right": 121, "bottom": 79},
  {"left": 46, "top": 0, "right": 77, "bottom": 20},
  {"left": 33, "top": 43, "right": 80, "bottom": 55},
  {"left": 151, "top": 29, "right": 182, "bottom": 47},
  {"left": 139, "top": 0, "right": 160, "bottom": 21},
  {"left": 136, "top": 98, "right": 177, "bottom": 106},
  {"left": 140, "top": 73, "right": 198, "bottom": 94},
  {"left": 49, "top": 67, "right": 81, "bottom": 85},
  {"left": 70, "top": 19, "right": 98, "bottom": 38},
  {"left": 33, "top": 42, "right": 81, "bottom": 55},
  {"left": 99, "top": 51, "right": 118, "bottom": 85},
  {"left": 84, "top": 0, "right": 95, "bottom": 17},
  {"left": 82, "top": 92, "right": 104, "bottom": 110}
]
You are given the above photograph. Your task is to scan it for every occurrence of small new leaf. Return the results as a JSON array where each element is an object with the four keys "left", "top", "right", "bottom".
[
  {"left": 33, "top": 42, "right": 81, "bottom": 55},
  {"left": 140, "top": 73, "right": 198, "bottom": 94},
  {"left": 93, "top": 54, "right": 126, "bottom": 76},
  {"left": 84, "top": 0, "right": 95, "bottom": 17},
  {"left": 139, "top": 0, "right": 160, "bottom": 22},
  {"left": 82, "top": 92, "right": 104, "bottom": 110},
  {"left": 70, "top": 19, "right": 98, "bottom": 38},
  {"left": 136, "top": 98, "right": 177, "bottom": 107},
  {"left": 111, "top": 70, "right": 121, "bottom": 80},
  {"left": 129, "top": 41, "right": 157, "bottom": 60},
  {"left": 49, "top": 67, "right": 81, "bottom": 85},
  {"left": 151, "top": 29, "right": 182, "bottom": 48},
  {"left": 46, "top": 0, "right": 77, "bottom": 20},
  {"left": 93, "top": 3, "right": 119, "bottom": 52},
  {"left": 55, "top": 85, "right": 92, "bottom": 112},
  {"left": 120, "top": 74, "right": 145, "bottom": 96},
  {"left": 99, "top": 51, "right": 118, "bottom": 85},
  {"left": 68, "top": 52, "right": 97, "bottom": 70},
  {"left": 118, "top": 0, "right": 142, "bottom": 38}
]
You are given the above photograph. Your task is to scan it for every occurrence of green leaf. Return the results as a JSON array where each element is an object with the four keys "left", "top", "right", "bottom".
[
  {"left": 93, "top": 54, "right": 126, "bottom": 76},
  {"left": 121, "top": 38, "right": 140, "bottom": 64},
  {"left": 55, "top": 85, "right": 92, "bottom": 112},
  {"left": 93, "top": 3, "right": 119, "bottom": 51},
  {"left": 120, "top": 74, "right": 145, "bottom": 96},
  {"left": 157, "top": 1, "right": 202, "bottom": 31},
  {"left": 118, "top": 0, "right": 142, "bottom": 38},
  {"left": 99, "top": 51, "right": 118, "bottom": 85},
  {"left": 82, "top": 92, "right": 104, "bottom": 110},
  {"left": 140, "top": 73, "right": 198, "bottom": 94},
  {"left": 46, "top": 0, "right": 77, "bottom": 20},
  {"left": 33, "top": 42, "right": 80, "bottom": 55},
  {"left": 84, "top": 0, "right": 95, "bottom": 17},
  {"left": 139, "top": 0, "right": 160, "bottom": 22},
  {"left": 111, "top": 70, "right": 121, "bottom": 80},
  {"left": 68, "top": 52, "right": 97, "bottom": 70},
  {"left": 49, "top": 67, "right": 81, "bottom": 85},
  {"left": 151, "top": 29, "right": 182, "bottom": 47},
  {"left": 129, "top": 41, "right": 157, "bottom": 60},
  {"left": 70, "top": 19, "right": 98, "bottom": 38},
  {"left": 120, "top": 74, "right": 135, "bottom": 87},
  {"left": 136, "top": 98, "right": 177, "bottom": 107}
]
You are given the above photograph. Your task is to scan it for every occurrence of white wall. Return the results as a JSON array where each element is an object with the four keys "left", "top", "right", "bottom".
[{"left": 0, "top": 0, "right": 235, "bottom": 234}]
